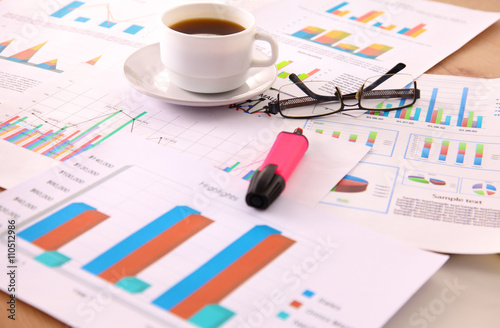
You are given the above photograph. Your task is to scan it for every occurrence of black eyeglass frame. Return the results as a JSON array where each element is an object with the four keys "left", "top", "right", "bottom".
[{"left": 267, "top": 63, "right": 421, "bottom": 119}]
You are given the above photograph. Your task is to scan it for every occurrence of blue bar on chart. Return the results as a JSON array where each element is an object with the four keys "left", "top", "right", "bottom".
[
  {"left": 99, "top": 21, "right": 117, "bottom": 28},
  {"left": 75, "top": 17, "right": 90, "bottom": 22},
  {"left": 51, "top": 1, "right": 84, "bottom": 18},
  {"left": 412, "top": 107, "right": 422, "bottom": 120},
  {"left": 424, "top": 88, "right": 438, "bottom": 123},
  {"left": 327, "top": 2, "right": 349, "bottom": 14},
  {"left": 151, "top": 224, "right": 295, "bottom": 328},
  {"left": 291, "top": 26, "right": 326, "bottom": 40},
  {"left": 456, "top": 142, "right": 466, "bottom": 164},
  {"left": 456, "top": 87, "right": 468, "bottom": 127},
  {"left": 18, "top": 203, "right": 96, "bottom": 242},
  {"left": 123, "top": 24, "right": 144, "bottom": 35},
  {"left": 303, "top": 290, "right": 315, "bottom": 298},
  {"left": 152, "top": 225, "right": 282, "bottom": 311},
  {"left": 474, "top": 144, "right": 484, "bottom": 166},
  {"left": 18, "top": 202, "right": 110, "bottom": 267},
  {"left": 366, "top": 131, "right": 378, "bottom": 147},
  {"left": 82, "top": 206, "right": 199, "bottom": 275},
  {"left": 439, "top": 140, "right": 449, "bottom": 161},
  {"left": 242, "top": 170, "right": 255, "bottom": 181},
  {"left": 224, "top": 162, "right": 240, "bottom": 173},
  {"left": 421, "top": 137, "right": 432, "bottom": 158}
]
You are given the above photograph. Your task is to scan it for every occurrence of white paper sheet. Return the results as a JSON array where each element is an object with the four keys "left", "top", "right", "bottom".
[
  {"left": 253, "top": 0, "right": 500, "bottom": 91},
  {"left": 0, "top": 140, "right": 59, "bottom": 189},
  {"left": 311, "top": 74, "right": 500, "bottom": 254},
  {"left": 0, "top": 133, "right": 447, "bottom": 328},
  {"left": 0, "top": 65, "right": 370, "bottom": 206}
]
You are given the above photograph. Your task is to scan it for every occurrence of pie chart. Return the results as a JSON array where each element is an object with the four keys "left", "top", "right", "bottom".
[
  {"left": 332, "top": 175, "right": 368, "bottom": 193},
  {"left": 472, "top": 183, "right": 496, "bottom": 196}
]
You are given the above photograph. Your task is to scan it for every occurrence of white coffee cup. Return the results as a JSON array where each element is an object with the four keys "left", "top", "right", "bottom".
[{"left": 159, "top": 2, "right": 279, "bottom": 93}]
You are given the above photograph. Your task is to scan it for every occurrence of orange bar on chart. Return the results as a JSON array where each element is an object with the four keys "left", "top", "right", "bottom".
[
  {"left": 356, "top": 11, "right": 384, "bottom": 23},
  {"left": 404, "top": 24, "right": 427, "bottom": 37},
  {"left": 99, "top": 214, "right": 213, "bottom": 283},
  {"left": 170, "top": 234, "right": 295, "bottom": 319},
  {"left": 33, "top": 209, "right": 110, "bottom": 250}
]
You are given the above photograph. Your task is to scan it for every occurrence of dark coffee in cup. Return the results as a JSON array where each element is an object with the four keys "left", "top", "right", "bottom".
[
  {"left": 160, "top": 2, "right": 279, "bottom": 93},
  {"left": 169, "top": 18, "right": 245, "bottom": 35}
]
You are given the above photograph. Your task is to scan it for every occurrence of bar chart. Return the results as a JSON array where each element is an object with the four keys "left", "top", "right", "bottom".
[
  {"left": 325, "top": 2, "right": 428, "bottom": 38},
  {"left": 304, "top": 119, "right": 398, "bottom": 156},
  {"left": 364, "top": 75, "right": 494, "bottom": 129},
  {"left": 82, "top": 206, "right": 214, "bottom": 292},
  {"left": 0, "top": 110, "right": 146, "bottom": 161},
  {"left": 50, "top": 0, "right": 147, "bottom": 36},
  {"left": 18, "top": 203, "right": 110, "bottom": 267},
  {"left": 405, "top": 134, "right": 500, "bottom": 170},
  {"left": 16, "top": 165, "right": 299, "bottom": 328},
  {"left": 290, "top": 25, "right": 393, "bottom": 59}
]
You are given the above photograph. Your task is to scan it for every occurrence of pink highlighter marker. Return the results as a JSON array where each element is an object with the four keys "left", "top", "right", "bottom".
[{"left": 246, "top": 127, "right": 309, "bottom": 209}]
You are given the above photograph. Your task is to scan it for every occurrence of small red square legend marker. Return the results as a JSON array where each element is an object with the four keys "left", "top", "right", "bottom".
[{"left": 290, "top": 300, "right": 302, "bottom": 308}]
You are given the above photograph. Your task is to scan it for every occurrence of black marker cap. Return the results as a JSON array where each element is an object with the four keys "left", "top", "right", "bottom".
[{"left": 245, "top": 164, "right": 285, "bottom": 210}]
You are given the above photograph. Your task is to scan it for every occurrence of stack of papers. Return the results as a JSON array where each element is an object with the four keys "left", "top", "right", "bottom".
[{"left": 0, "top": 0, "right": 499, "bottom": 327}]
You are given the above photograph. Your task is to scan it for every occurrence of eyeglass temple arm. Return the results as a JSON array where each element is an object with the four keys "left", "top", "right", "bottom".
[
  {"left": 361, "top": 87, "right": 420, "bottom": 99},
  {"left": 342, "top": 62, "right": 407, "bottom": 99},
  {"left": 364, "top": 62, "right": 406, "bottom": 92},
  {"left": 288, "top": 74, "right": 340, "bottom": 101},
  {"left": 267, "top": 62, "right": 410, "bottom": 114},
  {"left": 266, "top": 74, "right": 340, "bottom": 115}
]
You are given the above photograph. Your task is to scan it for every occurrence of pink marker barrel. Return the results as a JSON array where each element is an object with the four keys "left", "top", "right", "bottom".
[{"left": 261, "top": 128, "right": 308, "bottom": 181}]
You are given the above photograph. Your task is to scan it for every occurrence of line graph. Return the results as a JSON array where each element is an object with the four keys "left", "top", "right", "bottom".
[{"left": 0, "top": 72, "right": 284, "bottom": 179}]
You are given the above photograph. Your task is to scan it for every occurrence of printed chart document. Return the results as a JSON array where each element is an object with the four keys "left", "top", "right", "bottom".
[
  {"left": 0, "top": 0, "right": 499, "bottom": 102},
  {"left": 0, "top": 134, "right": 447, "bottom": 328},
  {"left": 307, "top": 74, "right": 500, "bottom": 254},
  {"left": 0, "top": 0, "right": 161, "bottom": 101},
  {"left": 0, "top": 66, "right": 370, "bottom": 206},
  {"left": 252, "top": 0, "right": 500, "bottom": 93}
]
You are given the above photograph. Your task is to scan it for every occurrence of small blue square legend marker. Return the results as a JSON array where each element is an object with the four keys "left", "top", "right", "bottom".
[{"left": 302, "top": 290, "right": 315, "bottom": 298}]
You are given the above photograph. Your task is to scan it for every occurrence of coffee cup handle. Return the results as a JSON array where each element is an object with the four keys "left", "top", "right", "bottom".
[{"left": 251, "top": 32, "right": 279, "bottom": 67}]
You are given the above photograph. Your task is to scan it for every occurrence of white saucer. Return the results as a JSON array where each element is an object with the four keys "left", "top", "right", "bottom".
[{"left": 123, "top": 43, "right": 277, "bottom": 107}]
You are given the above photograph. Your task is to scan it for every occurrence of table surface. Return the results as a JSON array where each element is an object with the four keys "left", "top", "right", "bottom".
[{"left": 1, "top": 0, "right": 500, "bottom": 327}]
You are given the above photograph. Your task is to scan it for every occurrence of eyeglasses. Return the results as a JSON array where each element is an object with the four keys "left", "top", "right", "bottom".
[{"left": 267, "top": 64, "right": 420, "bottom": 119}]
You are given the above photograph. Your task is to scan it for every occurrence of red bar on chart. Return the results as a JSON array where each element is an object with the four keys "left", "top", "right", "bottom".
[
  {"left": 169, "top": 234, "right": 295, "bottom": 319},
  {"left": 438, "top": 140, "right": 449, "bottom": 161},
  {"left": 314, "top": 30, "right": 350, "bottom": 45},
  {"left": 355, "top": 10, "right": 384, "bottom": 23},
  {"left": 403, "top": 24, "right": 427, "bottom": 37},
  {"left": 32, "top": 209, "right": 110, "bottom": 250},
  {"left": 99, "top": 214, "right": 213, "bottom": 283}
]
